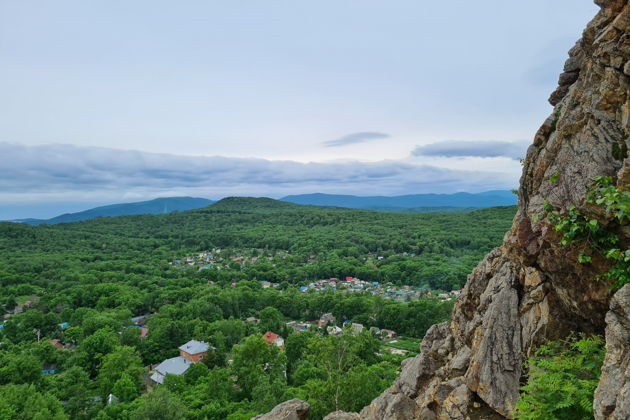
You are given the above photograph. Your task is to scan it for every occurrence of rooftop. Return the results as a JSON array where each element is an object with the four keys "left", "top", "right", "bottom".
[
  {"left": 178, "top": 339, "right": 209, "bottom": 355},
  {"left": 263, "top": 331, "right": 281, "bottom": 345},
  {"left": 153, "top": 356, "right": 192, "bottom": 380}
]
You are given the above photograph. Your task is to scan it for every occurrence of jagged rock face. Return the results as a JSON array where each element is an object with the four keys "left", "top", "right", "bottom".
[
  {"left": 594, "top": 285, "right": 630, "bottom": 420},
  {"left": 258, "top": 1, "right": 629, "bottom": 419},
  {"left": 252, "top": 399, "right": 310, "bottom": 420}
]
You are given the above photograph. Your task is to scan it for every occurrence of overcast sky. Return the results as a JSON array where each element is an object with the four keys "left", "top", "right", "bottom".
[{"left": 0, "top": 1, "right": 599, "bottom": 219}]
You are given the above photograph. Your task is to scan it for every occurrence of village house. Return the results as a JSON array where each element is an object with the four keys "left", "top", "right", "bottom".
[
  {"left": 327, "top": 326, "right": 342, "bottom": 336},
  {"left": 286, "top": 321, "right": 310, "bottom": 333},
  {"left": 380, "top": 329, "right": 397, "bottom": 339},
  {"left": 350, "top": 323, "right": 364, "bottom": 334},
  {"left": 49, "top": 339, "right": 65, "bottom": 350},
  {"left": 262, "top": 331, "right": 285, "bottom": 348},
  {"left": 150, "top": 340, "right": 212, "bottom": 385},
  {"left": 318, "top": 312, "right": 336, "bottom": 328},
  {"left": 245, "top": 317, "right": 260, "bottom": 325}
]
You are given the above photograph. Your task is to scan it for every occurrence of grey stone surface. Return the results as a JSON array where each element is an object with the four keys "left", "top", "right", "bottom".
[
  {"left": 252, "top": 399, "right": 310, "bottom": 420},
  {"left": 594, "top": 285, "right": 630, "bottom": 420}
]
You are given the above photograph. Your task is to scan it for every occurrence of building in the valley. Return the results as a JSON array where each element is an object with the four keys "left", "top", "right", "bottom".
[
  {"left": 327, "top": 326, "right": 342, "bottom": 336},
  {"left": 178, "top": 339, "right": 211, "bottom": 362},
  {"left": 350, "top": 323, "right": 364, "bottom": 334},
  {"left": 318, "top": 312, "right": 336, "bottom": 328},
  {"left": 286, "top": 321, "right": 310, "bottom": 333},
  {"left": 49, "top": 339, "right": 65, "bottom": 350},
  {"left": 150, "top": 340, "right": 213, "bottom": 385},
  {"left": 380, "top": 329, "right": 397, "bottom": 339},
  {"left": 262, "top": 331, "right": 285, "bottom": 348}
]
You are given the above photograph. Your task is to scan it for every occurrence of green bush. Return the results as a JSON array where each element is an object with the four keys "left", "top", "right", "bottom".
[
  {"left": 544, "top": 176, "right": 629, "bottom": 290},
  {"left": 516, "top": 335, "right": 604, "bottom": 420}
]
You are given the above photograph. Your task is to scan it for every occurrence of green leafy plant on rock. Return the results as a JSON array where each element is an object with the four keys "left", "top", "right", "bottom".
[
  {"left": 516, "top": 335, "right": 605, "bottom": 420},
  {"left": 543, "top": 176, "right": 629, "bottom": 290}
]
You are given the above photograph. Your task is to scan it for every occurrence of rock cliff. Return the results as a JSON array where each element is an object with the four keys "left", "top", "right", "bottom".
[{"left": 257, "top": 1, "right": 629, "bottom": 419}]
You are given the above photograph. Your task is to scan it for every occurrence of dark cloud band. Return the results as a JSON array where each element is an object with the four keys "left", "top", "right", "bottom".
[
  {"left": 0, "top": 143, "right": 519, "bottom": 203},
  {"left": 323, "top": 132, "right": 390, "bottom": 147},
  {"left": 412, "top": 140, "right": 529, "bottom": 160}
]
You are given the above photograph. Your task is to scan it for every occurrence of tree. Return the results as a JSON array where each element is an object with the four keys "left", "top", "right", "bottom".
[
  {"left": 63, "top": 326, "right": 84, "bottom": 344},
  {"left": 0, "top": 384, "right": 68, "bottom": 420},
  {"left": 112, "top": 373, "right": 138, "bottom": 402},
  {"left": 132, "top": 387, "right": 186, "bottom": 420},
  {"left": 0, "top": 353, "right": 41, "bottom": 385},
  {"left": 285, "top": 331, "right": 315, "bottom": 376},
  {"left": 77, "top": 328, "right": 120, "bottom": 376},
  {"left": 258, "top": 307, "right": 283, "bottom": 334},
  {"left": 184, "top": 362, "right": 209, "bottom": 384},
  {"left": 306, "top": 333, "right": 362, "bottom": 412},
  {"left": 51, "top": 366, "right": 91, "bottom": 419},
  {"left": 231, "top": 335, "right": 286, "bottom": 398},
  {"left": 97, "top": 346, "right": 144, "bottom": 398}
]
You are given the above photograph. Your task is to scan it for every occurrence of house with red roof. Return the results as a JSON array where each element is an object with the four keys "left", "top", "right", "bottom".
[{"left": 262, "top": 331, "right": 284, "bottom": 348}]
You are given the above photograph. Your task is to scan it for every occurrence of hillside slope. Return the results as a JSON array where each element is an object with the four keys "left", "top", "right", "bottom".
[
  {"left": 13, "top": 197, "right": 214, "bottom": 225},
  {"left": 261, "top": 1, "right": 630, "bottom": 419}
]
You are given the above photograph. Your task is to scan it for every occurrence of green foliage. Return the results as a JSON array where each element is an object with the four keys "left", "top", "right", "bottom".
[
  {"left": 231, "top": 335, "right": 286, "bottom": 398},
  {"left": 544, "top": 177, "right": 629, "bottom": 289},
  {"left": 0, "top": 384, "right": 68, "bottom": 420},
  {"left": 516, "top": 335, "right": 604, "bottom": 420},
  {"left": 97, "top": 346, "right": 144, "bottom": 399},
  {"left": 588, "top": 176, "right": 630, "bottom": 222},
  {"left": 0, "top": 353, "right": 42, "bottom": 385},
  {"left": 0, "top": 202, "right": 516, "bottom": 419},
  {"left": 259, "top": 307, "right": 284, "bottom": 334},
  {"left": 131, "top": 387, "right": 186, "bottom": 420},
  {"left": 113, "top": 373, "right": 139, "bottom": 403},
  {"left": 50, "top": 366, "right": 91, "bottom": 419},
  {"left": 77, "top": 328, "right": 120, "bottom": 376}
]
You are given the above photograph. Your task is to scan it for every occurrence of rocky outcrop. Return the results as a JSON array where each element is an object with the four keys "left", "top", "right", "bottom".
[
  {"left": 594, "top": 285, "right": 630, "bottom": 420},
  {"left": 253, "top": 399, "right": 310, "bottom": 420},
  {"left": 323, "top": 412, "right": 361, "bottom": 420},
  {"left": 258, "top": 1, "right": 629, "bottom": 419}
]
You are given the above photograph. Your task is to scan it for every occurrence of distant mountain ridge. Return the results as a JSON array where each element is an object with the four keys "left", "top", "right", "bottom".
[
  {"left": 280, "top": 190, "right": 517, "bottom": 210},
  {"left": 12, "top": 197, "right": 215, "bottom": 225},
  {"left": 8, "top": 191, "right": 517, "bottom": 225}
]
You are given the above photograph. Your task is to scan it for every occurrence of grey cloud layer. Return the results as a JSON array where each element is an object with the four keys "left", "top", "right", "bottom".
[
  {"left": 412, "top": 140, "right": 529, "bottom": 160},
  {"left": 0, "top": 143, "right": 519, "bottom": 202},
  {"left": 323, "top": 132, "right": 390, "bottom": 147}
]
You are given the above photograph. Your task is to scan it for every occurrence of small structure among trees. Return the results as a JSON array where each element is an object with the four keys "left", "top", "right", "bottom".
[{"left": 150, "top": 340, "right": 213, "bottom": 385}]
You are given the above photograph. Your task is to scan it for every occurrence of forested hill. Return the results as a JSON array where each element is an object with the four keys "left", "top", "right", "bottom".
[
  {"left": 12, "top": 196, "right": 215, "bottom": 226},
  {"left": 0, "top": 199, "right": 516, "bottom": 419},
  {"left": 0, "top": 198, "right": 516, "bottom": 291}
]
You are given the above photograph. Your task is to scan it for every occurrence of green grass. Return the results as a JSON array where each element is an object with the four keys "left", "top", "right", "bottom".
[{"left": 383, "top": 337, "right": 421, "bottom": 355}]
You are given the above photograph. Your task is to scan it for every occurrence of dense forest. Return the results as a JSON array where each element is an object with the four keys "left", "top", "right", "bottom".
[{"left": 0, "top": 199, "right": 515, "bottom": 419}]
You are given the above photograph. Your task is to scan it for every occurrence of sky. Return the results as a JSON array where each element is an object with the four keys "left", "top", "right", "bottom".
[{"left": 0, "top": 0, "right": 599, "bottom": 219}]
